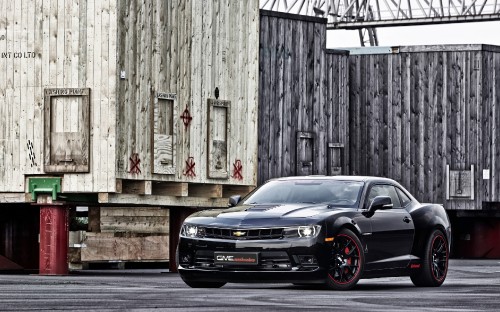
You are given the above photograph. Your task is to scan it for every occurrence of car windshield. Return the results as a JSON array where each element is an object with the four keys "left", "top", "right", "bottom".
[{"left": 242, "top": 180, "right": 364, "bottom": 208}]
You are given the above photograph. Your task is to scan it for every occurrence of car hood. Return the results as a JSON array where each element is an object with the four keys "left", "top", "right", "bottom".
[{"left": 185, "top": 203, "right": 350, "bottom": 227}]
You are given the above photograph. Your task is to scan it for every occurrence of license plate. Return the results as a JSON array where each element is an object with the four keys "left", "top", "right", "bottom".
[{"left": 214, "top": 252, "right": 259, "bottom": 265}]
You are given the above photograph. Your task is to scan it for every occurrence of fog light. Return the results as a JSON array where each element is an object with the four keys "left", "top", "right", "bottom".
[
  {"left": 298, "top": 255, "right": 317, "bottom": 265},
  {"left": 180, "top": 254, "right": 191, "bottom": 264}
]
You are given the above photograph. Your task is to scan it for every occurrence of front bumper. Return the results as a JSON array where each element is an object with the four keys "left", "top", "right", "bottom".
[
  {"left": 177, "top": 236, "right": 329, "bottom": 284},
  {"left": 178, "top": 267, "right": 327, "bottom": 284}
]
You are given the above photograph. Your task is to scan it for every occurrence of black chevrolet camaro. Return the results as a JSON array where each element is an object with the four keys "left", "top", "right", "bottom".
[{"left": 177, "top": 176, "right": 451, "bottom": 290}]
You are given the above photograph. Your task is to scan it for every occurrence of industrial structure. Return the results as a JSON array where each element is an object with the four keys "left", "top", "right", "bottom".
[
  {"left": 262, "top": 0, "right": 500, "bottom": 46},
  {"left": 1, "top": 0, "right": 499, "bottom": 273}
]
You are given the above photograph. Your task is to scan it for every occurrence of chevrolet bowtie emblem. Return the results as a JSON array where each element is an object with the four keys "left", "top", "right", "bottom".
[{"left": 233, "top": 231, "right": 246, "bottom": 237}]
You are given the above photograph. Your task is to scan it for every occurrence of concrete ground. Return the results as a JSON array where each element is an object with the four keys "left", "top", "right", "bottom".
[{"left": 0, "top": 259, "right": 498, "bottom": 311}]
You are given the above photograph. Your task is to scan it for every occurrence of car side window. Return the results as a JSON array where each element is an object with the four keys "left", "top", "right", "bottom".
[
  {"left": 366, "top": 185, "right": 402, "bottom": 208},
  {"left": 396, "top": 187, "right": 412, "bottom": 207}
]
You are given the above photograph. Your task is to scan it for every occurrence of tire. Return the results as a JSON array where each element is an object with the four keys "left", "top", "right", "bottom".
[
  {"left": 181, "top": 277, "right": 226, "bottom": 289},
  {"left": 410, "top": 229, "right": 449, "bottom": 287},
  {"left": 326, "top": 228, "right": 364, "bottom": 290}
]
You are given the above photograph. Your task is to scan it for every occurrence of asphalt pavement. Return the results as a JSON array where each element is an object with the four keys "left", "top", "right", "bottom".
[{"left": 0, "top": 259, "right": 498, "bottom": 311}]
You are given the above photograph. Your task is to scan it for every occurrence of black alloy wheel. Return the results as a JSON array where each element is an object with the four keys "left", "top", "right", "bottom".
[
  {"left": 410, "top": 229, "right": 449, "bottom": 287},
  {"left": 430, "top": 233, "right": 448, "bottom": 282},
  {"left": 326, "top": 228, "right": 364, "bottom": 290}
]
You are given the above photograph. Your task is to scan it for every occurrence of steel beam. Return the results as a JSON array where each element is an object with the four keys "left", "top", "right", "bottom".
[
  {"left": 261, "top": 0, "right": 500, "bottom": 29},
  {"left": 326, "top": 12, "right": 500, "bottom": 28}
]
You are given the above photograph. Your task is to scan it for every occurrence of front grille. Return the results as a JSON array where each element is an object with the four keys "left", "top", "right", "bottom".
[
  {"left": 193, "top": 250, "right": 293, "bottom": 270},
  {"left": 203, "top": 227, "right": 284, "bottom": 240}
]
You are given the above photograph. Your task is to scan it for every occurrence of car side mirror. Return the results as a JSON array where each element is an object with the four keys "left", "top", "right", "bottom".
[
  {"left": 364, "top": 196, "right": 393, "bottom": 216},
  {"left": 228, "top": 195, "right": 241, "bottom": 207}
]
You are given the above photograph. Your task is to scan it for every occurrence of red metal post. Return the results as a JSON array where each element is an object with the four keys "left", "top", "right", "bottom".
[{"left": 39, "top": 205, "right": 69, "bottom": 275}]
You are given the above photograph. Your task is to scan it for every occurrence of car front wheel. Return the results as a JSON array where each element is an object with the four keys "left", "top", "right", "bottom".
[
  {"left": 326, "top": 228, "right": 364, "bottom": 290},
  {"left": 410, "top": 229, "right": 449, "bottom": 287}
]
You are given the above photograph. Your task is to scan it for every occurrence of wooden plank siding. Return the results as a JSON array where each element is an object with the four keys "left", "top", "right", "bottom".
[
  {"left": 115, "top": 0, "right": 259, "bottom": 187},
  {"left": 347, "top": 45, "right": 500, "bottom": 210},
  {"left": 0, "top": 0, "right": 117, "bottom": 193},
  {"left": 1, "top": 0, "right": 258, "bottom": 200},
  {"left": 258, "top": 10, "right": 349, "bottom": 185}
]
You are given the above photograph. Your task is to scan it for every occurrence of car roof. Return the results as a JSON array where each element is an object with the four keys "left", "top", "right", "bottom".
[{"left": 264, "top": 175, "right": 418, "bottom": 204}]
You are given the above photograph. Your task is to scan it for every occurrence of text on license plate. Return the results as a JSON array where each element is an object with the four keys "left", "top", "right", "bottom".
[{"left": 214, "top": 252, "right": 259, "bottom": 265}]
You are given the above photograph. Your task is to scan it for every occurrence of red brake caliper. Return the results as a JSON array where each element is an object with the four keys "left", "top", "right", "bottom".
[{"left": 344, "top": 247, "right": 351, "bottom": 274}]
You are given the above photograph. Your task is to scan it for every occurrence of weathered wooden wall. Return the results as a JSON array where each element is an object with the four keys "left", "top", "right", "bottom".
[
  {"left": 348, "top": 45, "right": 500, "bottom": 210},
  {"left": 81, "top": 207, "right": 169, "bottom": 262},
  {"left": 116, "top": 0, "right": 259, "bottom": 186},
  {"left": 0, "top": 0, "right": 117, "bottom": 193},
  {"left": 0, "top": 0, "right": 258, "bottom": 200},
  {"left": 481, "top": 49, "right": 500, "bottom": 206},
  {"left": 258, "top": 10, "right": 349, "bottom": 185}
]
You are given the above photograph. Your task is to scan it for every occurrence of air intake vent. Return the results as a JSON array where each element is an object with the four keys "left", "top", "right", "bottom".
[
  {"left": 245, "top": 205, "right": 281, "bottom": 212},
  {"left": 204, "top": 227, "right": 284, "bottom": 240}
]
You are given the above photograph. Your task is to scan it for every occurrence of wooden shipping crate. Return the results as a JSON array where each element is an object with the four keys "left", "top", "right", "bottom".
[{"left": 0, "top": 0, "right": 259, "bottom": 207}]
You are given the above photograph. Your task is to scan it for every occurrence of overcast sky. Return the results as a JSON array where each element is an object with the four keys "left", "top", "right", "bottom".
[{"left": 327, "top": 21, "right": 500, "bottom": 47}]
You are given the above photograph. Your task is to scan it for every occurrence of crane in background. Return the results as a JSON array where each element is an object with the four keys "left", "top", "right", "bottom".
[{"left": 261, "top": 0, "right": 500, "bottom": 46}]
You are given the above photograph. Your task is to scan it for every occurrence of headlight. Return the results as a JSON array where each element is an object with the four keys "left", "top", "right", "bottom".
[
  {"left": 283, "top": 225, "right": 321, "bottom": 238},
  {"left": 181, "top": 224, "right": 205, "bottom": 238}
]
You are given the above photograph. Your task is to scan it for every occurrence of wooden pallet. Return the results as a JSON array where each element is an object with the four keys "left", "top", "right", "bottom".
[
  {"left": 97, "top": 180, "right": 255, "bottom": 206},
  {"left": 115, "top": 179, "right": 254, "bottom": 197}
]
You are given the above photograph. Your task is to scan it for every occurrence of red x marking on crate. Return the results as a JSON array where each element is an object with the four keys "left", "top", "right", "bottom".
[
  {"left": 232, "top": 159, "right": 243, "bottom": 180},
  {"left": 184, "top": 157, "right": 196, "bottom": 177},
  {"left": 129, "top": 153, "right": 141, "bottom": 174}
]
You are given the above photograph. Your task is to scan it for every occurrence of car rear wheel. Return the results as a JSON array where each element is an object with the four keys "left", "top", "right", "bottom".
[
  {"left": 181, "top": 278, "right": 226, "bottom": 289},
  {"left": 410, "top": 229, "right": 449, "bottom": 287},
  {"left": 326, "top": 228, "right": 364, "bottom": 290}
]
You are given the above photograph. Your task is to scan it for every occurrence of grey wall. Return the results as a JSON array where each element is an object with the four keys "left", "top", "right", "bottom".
[
  {"left": 348, "top": 45, "right": 500, "bottom": 209},
  {"left": 258, "top": 10, "right": 349, "bottom": 185}
]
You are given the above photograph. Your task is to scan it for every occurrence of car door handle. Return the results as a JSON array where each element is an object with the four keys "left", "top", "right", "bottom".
[{"left": 403, "top": 216, "right": 411, "bottom": 223}]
